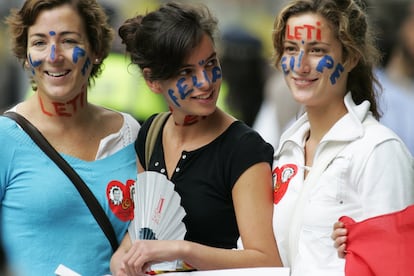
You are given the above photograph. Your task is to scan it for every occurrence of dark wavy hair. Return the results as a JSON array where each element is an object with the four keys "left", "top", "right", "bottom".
[
  {"left": 6, "top": 0, "right": 113, "bottom": 90},
  {"left": 272, "top": 0, "right": 382, "bottom": 119},
  {"left": 118, "top": 1, "right": 219, "bottom": 81}
]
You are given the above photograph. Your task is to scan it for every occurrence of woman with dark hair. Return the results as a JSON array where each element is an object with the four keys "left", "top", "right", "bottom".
[
  {"left": 110, "top": 2, "right": 282, "bottom": 275},
  {"left": 270, "top": 0, "right": 414, "bottom": 275}
]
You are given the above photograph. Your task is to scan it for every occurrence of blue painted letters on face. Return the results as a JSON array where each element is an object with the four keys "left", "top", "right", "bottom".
[
  {"left": 316, "top": 55, "right": 344, "bottom": 84},
  {"left": 211, "top": 66, "right": 222, "bottom": 83},
  {"left": 28, "top": 54, "right": 42, "bottom": 75},
  {"left": 289, "top": 57, "right": 295, "bottom": 72},
  {"left": 167, "top": 64, "right": 222, "bottom": 107},
  {"left": 280, "top": 56, "right": 296, "bottom": 75},
  {"left": 49, "top": 31, "right": 57, "bottom": 61},
  {"left": 202, "top": 71, "right": 211, "bottom": 85},
  {"left": 72, "top": 46, "right": 90, "bottom": 76},
  {"left": 281, "top": 54, "right": 345, "bottom": 85},
  {"left": 29, "top": 54, "right": 42, "bottom": 68},
  {"left": 316, "top": 55, "right": 334, "bottom": 72},
  {"left": 50, "top": 45, "right": 56, "bottom": 61},
  {"left": 192, "top": 75, "right": 205, "bottom": 88},
  {"left": 297, "top": 51, "right": 304, "bottom": 68},
  {"left": 177, "top": 78, "right": 194, "bottom": 99},
  {"left": 168, "top": 89, "right": 180, "bottom": 107},
  {"left": 72, "top": 46, "right": 86, "bottom": 63},
  {"left": 281, "top": 56, "right": 289, "bottom": 74},
  {"left": 81, "top": 58, "right": 91, "bottom": 76},
  {"left": 330, "top": 63, "right": 344, "bottom": 85}
]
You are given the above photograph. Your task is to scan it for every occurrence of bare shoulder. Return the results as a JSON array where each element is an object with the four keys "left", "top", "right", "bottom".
[{"left": 93, "top": 105, "right": 126, "bottom": 134}]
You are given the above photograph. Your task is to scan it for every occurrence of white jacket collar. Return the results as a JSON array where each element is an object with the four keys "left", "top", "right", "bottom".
[{"left": 276, "top": 92, "right": 372, "bottom": 153}]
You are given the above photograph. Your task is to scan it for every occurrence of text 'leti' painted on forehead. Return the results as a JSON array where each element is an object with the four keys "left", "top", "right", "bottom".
[{"left": 286, "top": 22, "right": 321, "bottom": 41}]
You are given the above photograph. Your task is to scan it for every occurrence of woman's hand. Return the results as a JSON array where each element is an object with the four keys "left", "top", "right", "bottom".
[
  {"left": 120, "top": 239, "right": 183, "bottom": 276},
  {"left": 331, "top": 221, "right": 348, "bottom": 258}
]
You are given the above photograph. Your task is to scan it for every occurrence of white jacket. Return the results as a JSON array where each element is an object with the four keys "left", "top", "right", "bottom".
[{"left": 272, "top": 92, "right": 414, "bottom": 276}]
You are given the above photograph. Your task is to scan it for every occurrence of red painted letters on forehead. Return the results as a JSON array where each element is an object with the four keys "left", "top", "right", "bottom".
[{"left": 286, "top": 22, "right": 321, "bottom": 41}]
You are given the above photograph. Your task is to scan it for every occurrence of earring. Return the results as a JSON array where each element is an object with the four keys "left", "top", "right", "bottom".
[{"left": 95, "top": 58, "right": 100, "bottom": 64}]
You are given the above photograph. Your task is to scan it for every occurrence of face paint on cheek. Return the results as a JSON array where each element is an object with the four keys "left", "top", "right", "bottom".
[
  {"left": 72, "top": 46, "right": 86, "bottom": 63},
  {"left": 329, "top": 63, "right": 344, "bottom": 85},
  {"left": 211, "top": 66, "right": 222, "bottom": 83},
  {"left": 28, "top": 53, "right": 42, "bottom": 75},
  {"left": 289, "top": 56, "right": 295, "bottom": 71},
  {"left": 177, "top": 78, "right": 194, "bottom": 100},
  {"left": 316, "top": 55, "right": 345, "bottom": 85},
  {"left": 190, "top": 60, "right": 208, "bottom": 88},
  {"left": 192, "top": 70, "right": 213, "bottom": 88},
  {"left": 203, "top": 70, "right": 212, "bottom": 84},
  {"left": 192, "top": 75, "right": 204, "bottom": 88},
  {"left": 168, "top": 89, "right": 180, "bottom": 107},
  {"left": 316, "top": 55, "right": 334, "bottom": 72},
  {"left": 72, "top": 47, "right": 86, "bottom": 75},
  {"left": 81, "top": 58, "right": 91, "bottom": 76},
  {"left": 281, "top": 56, "right": 289, "bottom": 75},
  {"left": 72, "top": 47, "right": 92, "bottom": 76}
]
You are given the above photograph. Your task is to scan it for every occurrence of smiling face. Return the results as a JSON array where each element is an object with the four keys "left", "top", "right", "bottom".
[
  {"left": 281, "top": 12, "right": 351, "bottom": 108},
  {"left": 27, "top": 4, "right": 96, "bottom": 102},
  {"left": 151, "top": 34, "right": 222, "bottom": 124}
]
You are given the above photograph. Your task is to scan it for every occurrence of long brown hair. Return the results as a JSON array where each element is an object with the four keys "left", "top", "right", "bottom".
[{"left": 272, "top": 0, "right": 382, "bottom": 119}]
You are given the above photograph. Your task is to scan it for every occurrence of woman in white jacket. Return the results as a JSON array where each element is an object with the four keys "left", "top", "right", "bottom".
[{"left": 270, "top": 0, "right": 414, "bottom": 275}]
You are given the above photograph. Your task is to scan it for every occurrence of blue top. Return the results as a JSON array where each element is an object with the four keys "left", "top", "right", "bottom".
[
  {"left": 0, "top": 116, "right": 138, "bottom": 276},
  {"left": 377, "top": 69, "right": 414, "bottom": 156}
]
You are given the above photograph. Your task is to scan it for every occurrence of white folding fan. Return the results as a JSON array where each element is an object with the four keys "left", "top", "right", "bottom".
[{"left": 129, "top": 171, "right": 189, "bottom": 273}]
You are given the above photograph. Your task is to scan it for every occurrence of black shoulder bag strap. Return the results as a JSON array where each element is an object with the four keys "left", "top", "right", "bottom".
[{"left": 3, "top": 111, "right": 119, "bottom": 252}]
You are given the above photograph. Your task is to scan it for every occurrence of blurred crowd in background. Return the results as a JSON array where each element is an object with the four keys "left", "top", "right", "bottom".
[{"left": 0, "top": 0, "right": 413, "bottom": 154}]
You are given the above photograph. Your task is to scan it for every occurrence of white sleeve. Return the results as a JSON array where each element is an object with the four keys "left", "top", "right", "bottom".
[
  {"left": 359, "top": 139, "right": 414, "bottom": 217},
  {"left": 95, "top": 112, "right": 141, "bottom": 160}
]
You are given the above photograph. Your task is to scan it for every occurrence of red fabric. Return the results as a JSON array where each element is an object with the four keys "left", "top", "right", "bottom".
[{"left": 339, "top": 204, "right": 414, "bottom": 276}]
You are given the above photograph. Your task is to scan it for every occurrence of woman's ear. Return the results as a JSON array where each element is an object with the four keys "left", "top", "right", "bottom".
[{"left": 143, "top": 68, "right": 162, "bottom": 94}]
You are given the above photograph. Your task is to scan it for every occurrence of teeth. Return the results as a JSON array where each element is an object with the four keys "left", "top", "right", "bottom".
[
  {"left": 195, "top": 94, "right": 211, "bottom": 99},
  {"left": 47, "top": 71, "right": 67, "bottom": 77}
]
